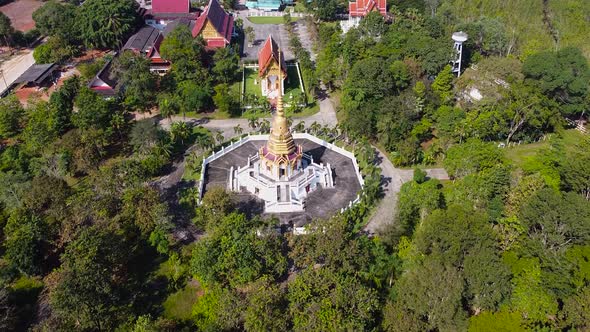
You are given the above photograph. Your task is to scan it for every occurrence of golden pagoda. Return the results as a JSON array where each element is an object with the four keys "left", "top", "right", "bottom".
[{"left": 259, "top": 51, "right": 303, "bottom": 178}]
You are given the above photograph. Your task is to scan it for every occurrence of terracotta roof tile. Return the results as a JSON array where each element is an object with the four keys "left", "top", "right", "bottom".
[
  {"left": 257, "top": 35, "right": 287, "bottom": 77},
  {"left": 192, "top": 0, "right": 233, "bottom": 48}
]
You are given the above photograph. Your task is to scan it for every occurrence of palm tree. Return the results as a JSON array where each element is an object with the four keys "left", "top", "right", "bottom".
[
  {"left": 294, "top": 121, "right": 305, "bottom": 133},
  {"left": 214, "top": 130, "right": 224, "bottom": 145},
  {"left": 233, "top": 124, "right": 243, "bottom": 136},
  {"left": 310, "top": 121, "right": 321, "bottom": 135},
  {"left": 248, "top": 117, "right": 259, "bottom": 130},
  {"left": 170, "top": 122, "right": 191, "bottom": 145},
  {"left": 195, "top": 134, "right": 212, "bottom": 151},
  {"left": 158, "top": 93, "right": 178, "bottom": 120},
  {"left": 259, "top": 119, "right": 270, "bottom": 134}
]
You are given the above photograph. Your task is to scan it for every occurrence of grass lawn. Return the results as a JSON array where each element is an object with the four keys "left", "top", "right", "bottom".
[
  {"left": 244, "top": 65, "right": 306, "bottom": 102},
  {"left": 244, "top": 67, "right": 262, "bottom": 98},
  {"left": 504, "top": 141, "right": 549, "bottom": 168},
  {"left": 163, "top": 282, "right": 201, "bottom": 321},
  {"left": 504, "top": 129, "right": 582, "bottom": 168},
  {"left": 247, "top": 16, "right": 300, "bottom": 24}
]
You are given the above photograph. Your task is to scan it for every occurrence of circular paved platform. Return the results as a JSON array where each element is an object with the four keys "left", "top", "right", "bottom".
[{"left": 202, "top": 138, "right": 362, "bottom": 226}]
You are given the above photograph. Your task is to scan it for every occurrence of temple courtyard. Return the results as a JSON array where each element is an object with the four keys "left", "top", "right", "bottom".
[{"left": 202, "top": 137, "right": 362, "bottom": 226}]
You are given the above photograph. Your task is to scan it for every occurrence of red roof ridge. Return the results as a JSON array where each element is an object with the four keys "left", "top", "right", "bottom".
[
  {"left": 191, "top": 0, "right": 233, "bottom": 47},
  {"left": 258, "top": 35, "right": 287, "bottom": 78}
]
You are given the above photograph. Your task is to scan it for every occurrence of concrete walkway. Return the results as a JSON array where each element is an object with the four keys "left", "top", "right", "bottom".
[{"left": 363, "top": 148, "right": 449, "bottom": 235}]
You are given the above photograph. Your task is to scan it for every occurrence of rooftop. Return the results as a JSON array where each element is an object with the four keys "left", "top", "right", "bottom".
[
  {"left": 123, "top": 26, "right": 161, "bottom": 54},
  {"left": 14, "top": 63, "right": 58, "bottom": 85},
  {"left": 151, "top": 0, "right": 190, "bottom": 14}
]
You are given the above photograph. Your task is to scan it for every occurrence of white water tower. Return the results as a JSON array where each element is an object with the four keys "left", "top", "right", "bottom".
[{"left": 451, "top": 31, "right": 468, "bottom": 77}]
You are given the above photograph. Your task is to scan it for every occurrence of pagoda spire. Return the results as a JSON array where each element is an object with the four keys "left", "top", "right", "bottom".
[{"left": 266, "top": 48, "right": 296, "bottom": 156}]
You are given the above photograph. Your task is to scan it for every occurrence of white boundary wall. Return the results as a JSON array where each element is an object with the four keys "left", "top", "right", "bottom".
[{"left": 198, "top": 133, "right": 364, "bottom": 203}]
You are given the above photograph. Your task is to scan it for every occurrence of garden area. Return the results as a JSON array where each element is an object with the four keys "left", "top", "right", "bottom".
[
  {"left": 247, "top": 16, "right": 300, "bottom": 24},
  {"left": 242, "top": 63, "right": 318, "bottom": 117}
]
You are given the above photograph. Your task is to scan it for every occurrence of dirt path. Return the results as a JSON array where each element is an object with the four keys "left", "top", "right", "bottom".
[{"left": 363, "top": 148, "right": 449, "bottom": 235}]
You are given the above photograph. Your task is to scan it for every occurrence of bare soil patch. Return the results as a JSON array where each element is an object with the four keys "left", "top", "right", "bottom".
[{"left": 0, "top": 0, "right": 44, "bottom": 32}]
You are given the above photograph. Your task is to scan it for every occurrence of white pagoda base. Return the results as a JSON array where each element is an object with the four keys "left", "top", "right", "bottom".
[{"left": 229, "top": 153, "right": 334, "bottom": 213}]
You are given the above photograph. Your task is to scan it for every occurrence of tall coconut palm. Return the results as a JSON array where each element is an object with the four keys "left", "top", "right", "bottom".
[{"left": 233, "top": 124, "right": 243, "bottom": 136}]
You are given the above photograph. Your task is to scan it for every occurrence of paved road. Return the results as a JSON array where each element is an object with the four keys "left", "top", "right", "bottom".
[
  {"left": 159, "top": 85, "right": 338, "bottom": 138},
  {"left": 363, "top": 148, "right": 449, "bottom": 235},
  {"left": 0, "top": 49, "right": 35, "bottom": 95}
]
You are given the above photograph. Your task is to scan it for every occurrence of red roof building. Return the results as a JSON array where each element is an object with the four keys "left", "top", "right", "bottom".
[
  {"left": 258, "top": 36, "right": 287, "bottom": 78},
  {"left": 123, "top": 26, "right": 170, "bottom": 74},
  {"left": 258, "top": 35, "right": 287, "bottom": 97},
  {"left": 192, "top": 0, "right": 234, "bottom": 48},
  {"left": 152, "top": 0, "right": 190, "bottom": 14},
  {"left": 348, "top": 0, "right": 386, "bottom": 18}
]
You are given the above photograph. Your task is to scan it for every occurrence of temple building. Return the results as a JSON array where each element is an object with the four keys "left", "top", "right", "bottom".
[
  {"left": 231, "top": 73, "right": 333, "bottom": 213},
  {"left": 199, "top": 54, "right": 362, "bottom": 223},
  {"left": 341, "top": 0, "right": 387, "bottom": 33},
  {"left": 192, "top": 0, "right": 234, "bottom": 49},
  {"left": 258, "top": 35, "right": 287, "bottom": 98}
]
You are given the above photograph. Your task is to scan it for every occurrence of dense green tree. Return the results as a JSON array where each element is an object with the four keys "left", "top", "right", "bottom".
[
  {"left": 395, "top": 258, "right": 467, "bottom": 331},
  {"left": 359, "top": 11, "right": 387, "bottom": 38},
  {"left": 309, "top": 0, "right": 340, "bottom": 21},
  {"left": 3, "top": 210, "right": 46, "bottom": 275},
  {"left": 159, "top": 25, "right": 203, "bottom": 64},
  {"left": 212, "top": 83, "right": 237, "bottom": 115},
  {"left": 75, "top": 0, "right": 139, "bottom": 49},
  {"left": 288, "top": 267, "right": 379, "bottom": 331},
  {"left": 129, "top": 119, "right": 164, "bottom": 154},
  {"left": 191, "top": 210, "right": 287, "bottom": 287},
  {"left": 457, "top": 16, "right": 509, "bottom": 56},
  {"left": 32, "top": 1, "right": 78, "bottom": 42},
  {"left": 468, "top": 310, "right": 526, "bottom": 332},
  {"left": 212, "top": 47, "right": 240, "bottom": 83},
  {"left": 519, "top": 188, "right": 590, "bottom": 252},
  {"left": 177, "top": 80, "right": 211, "bottom": 115},
  {"left": 20, "top": 101, "right": 59, "bottom": 154},
  {"left": 0, "top": 95, "right": 24, "bottom": 139},
  {"left": 24, "top": 175, "right": 71, "bottom": 222},
  {"left": 0, "top": 12, "right": 14, "bottom": 46},
  {"left": 244, "top": 279, "right": 288, "bottom": 332},
  {"left": 559, "top": 137, "right": 590, "bottom": 199},
  {"left": 522, "top": 47, "right": 590, "bottom": 115},
  {"left": 48, "top": 76, "right": 80, "bottom": 134},
  {"left": 0, "top": 171, "right": 31, "bottom": 211},
  {"left": 113, "top": 51, "right": 157, "bottom": 112},
  {"left": 48, "top": 227, "right": 130, "bottom": 330},
  {"left": 559, "top": 286, "right": 590, "bottom": 331},
  {"left": 192, "top": 285, "right": 243, "bottom": 331},
  {"left": 431, "top": 64, "right": 454, "bottom": 103},
  {"left": 72, "top": 87, "right": 115, "bottom": 131},
  {"left": 444, "top": 139, "right": 505, "bottom": 178}
]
